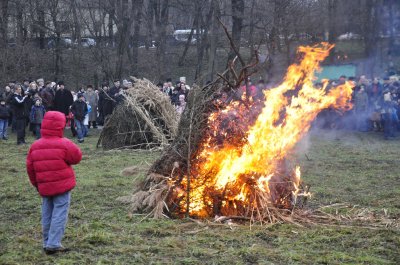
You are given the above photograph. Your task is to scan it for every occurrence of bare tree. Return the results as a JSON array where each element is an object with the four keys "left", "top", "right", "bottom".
[
  {"left": 227, "top": 0, "right": 244, "bottom": 64},
  {"left": 0, "top": 0, "right": 9, "bottom": 48},
  {"left": 152, "top": 0, "right": 170, "bottom": 80},
  {"left": 206, "top": 0, "right": 221, "bottom": 81}
]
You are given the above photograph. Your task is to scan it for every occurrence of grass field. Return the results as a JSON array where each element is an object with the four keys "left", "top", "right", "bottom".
[{"left": 0, "top": 129, "right": 399, "bottom": 264}]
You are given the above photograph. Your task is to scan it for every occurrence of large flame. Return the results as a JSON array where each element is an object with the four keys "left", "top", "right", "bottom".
[{"left": 182, "top": 43, "right": 353, "bottom": 218}]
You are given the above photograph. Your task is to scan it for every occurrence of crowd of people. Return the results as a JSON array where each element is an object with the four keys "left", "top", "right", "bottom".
[
  {"left": 0, "top": 79, "right": 110, "bottom": 144},
  {"left": 0, "top": 76, "right": 193, "bottom": 145},
  {"left": 0, "top": 74, "right": 399, "bottom": 145},
  {"left": 314, "top": 74, "right": 400, "bottom": 140}
]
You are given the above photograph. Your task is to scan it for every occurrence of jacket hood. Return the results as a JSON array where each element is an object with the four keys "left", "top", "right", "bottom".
[{"left": 41, "top": 111, "right": 65, "bottom": 138}]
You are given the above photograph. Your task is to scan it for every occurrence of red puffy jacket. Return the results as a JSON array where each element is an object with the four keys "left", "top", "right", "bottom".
[{"left": 26, "top": 111, "right": 82, "bottom": 196}]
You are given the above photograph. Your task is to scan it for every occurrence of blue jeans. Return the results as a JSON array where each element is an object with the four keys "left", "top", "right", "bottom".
[
  {"left": 0, "top": 119, "right": 8, "bottom": 138},
  {"left": 42, "top": 191, "right": 71, "bottom": 249},
  {"left": 74, "top": 119, "right": 88, "bottom": 140}
]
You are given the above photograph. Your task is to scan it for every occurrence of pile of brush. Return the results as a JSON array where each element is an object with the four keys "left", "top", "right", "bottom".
[{"left": 97, "top": 78, "right": 179, "bottom": 150}]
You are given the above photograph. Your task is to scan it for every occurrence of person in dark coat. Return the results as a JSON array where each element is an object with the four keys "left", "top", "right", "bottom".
[
  {"left": 30, "top": 98, "right": 46, "bottom": 139},
  {"left": 0, "top": 97, "right": 11, "bottom": 140},
  {"left": 40, "top": 82, "right": 55, "bottom": 110},
  {"left": 2, "top": 85, "right": 14, "bottom": 128},
  {"left": 1, "top": 85, "right": 13, "bottom": 103},
  {"left": 70, "top": 94, "right": 88, "bottom": 143},
  {"left": 99, "top": 84, "right": 114, "bottom": 119},
  {"left": 26, "top": 111, "right": 82, "bottom": 254},
  {"left": 54, "top": 81, "right": 74, "bottom": 116},
  {"left": 170, "top": 87, "right": 181, "bottom": 106},
  {"left": 11, "top": 85, "right": 29, "bottom": 144},
  {"left": 109, "top": 80, "right": 121, "bottom": 97}
]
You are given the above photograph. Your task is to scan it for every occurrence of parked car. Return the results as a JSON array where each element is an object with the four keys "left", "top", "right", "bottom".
[
  {"left": 173, "top": 30, "right": 199, "bottom": 44},
  {"left": 47, "top": 37, "right": 73, "bottom": 49},
  {"left": 75, "top": 37, "right": 96, "bottom": 47},
  {"left": 337, "top": 32, "right": 363, "bottom": 40},
  {"left": 138, "top": 40, "right": 158, "bottom": 49},
  {"left": 289, "top": 33, "right": 313, "bottom": 41}
]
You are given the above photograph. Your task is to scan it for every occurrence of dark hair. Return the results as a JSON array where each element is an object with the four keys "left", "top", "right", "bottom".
[
  {"left": 166, "top": 78, "right": 172, "bottom": 82},
  {"left": 113, "top": 79, "right": 120, "bottom": 83},
  {"left": 339, "top": 75, "right": 347, "bottom": 79},
  {"left": 87, "top": 84, "right": 93, "bottom": 88},
  {"left": 57, "top": 81, "right": 64, "bottom": 86}
]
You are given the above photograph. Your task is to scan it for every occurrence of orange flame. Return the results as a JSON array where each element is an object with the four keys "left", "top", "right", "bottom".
[{"left": 183, "top": 43, "right": 353, "bottom": 218}]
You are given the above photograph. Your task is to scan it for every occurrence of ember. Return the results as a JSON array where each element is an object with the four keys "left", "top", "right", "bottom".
[{"left": 178, "top": 43, "right": 354, "bottom": 219}]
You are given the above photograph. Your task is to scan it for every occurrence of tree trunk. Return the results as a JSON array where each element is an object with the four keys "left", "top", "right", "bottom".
[
  {"left": 387, "top": 0, "right": 395, "bottom": 55},
  {"left": 16, "top": 1, "right": 24, "bottom": 45},
  {"left": 178, "top": 19, "right": 196, "bottom": 67},
  {"left": 0, "top": 0, "right": 8, "bottom": 48},
  {"left": 327, "top": 0, "right": 337, "bottom": 63},
  {"left": 71, "top": 0, "right": 81, "bottom": 45},
  {"left": 37, "top": 6, "right": 46, "bottom": 50},
  {"left": 108, "top": 2, "right": 115, "bottom": 47},
  {"left": 207, "top": 0, "right": 220, "bottom": 82},
  {"left": 153, "top": 0, "right": 169, "bottom": 81},
  {"left": 49, "top": 1, "right": 62, "bottom": 81},
  {"left": 361, "top": 0, "right": 380, "bottom": 77},
  {"left": 247, "top": 0, "right": 256, "bottom": 49},
  {"left": 227, "top": 0, "right": 244, "bottom": 64},
  {"left": 115, "top": 0, "right": 131, "bottom": 79},
  {"left": 130, "top": 0, "right": 143, "bottom": 76}
]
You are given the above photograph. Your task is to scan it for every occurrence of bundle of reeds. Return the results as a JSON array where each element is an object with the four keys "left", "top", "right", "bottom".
[{"left": 97, "top": 78, "right": 179, "bottom": 150}]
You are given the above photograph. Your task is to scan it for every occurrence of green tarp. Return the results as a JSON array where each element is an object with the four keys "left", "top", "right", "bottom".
[{"left": 315, "top": 64, "right": 356, "bottom": 82}]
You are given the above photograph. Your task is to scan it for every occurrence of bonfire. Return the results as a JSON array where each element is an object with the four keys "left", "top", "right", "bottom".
[{"left": 127, "top": 43, "right": 354, "bottom": 222}]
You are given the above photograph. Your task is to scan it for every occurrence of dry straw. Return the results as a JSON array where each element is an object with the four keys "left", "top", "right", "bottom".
[{"left": 97, "top": 78, "right": 179, "bottom": 150}]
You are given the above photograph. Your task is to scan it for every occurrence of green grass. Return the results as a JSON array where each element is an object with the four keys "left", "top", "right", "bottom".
[{"left": 0, "top": 129, "right": 399, "bottom": 264}]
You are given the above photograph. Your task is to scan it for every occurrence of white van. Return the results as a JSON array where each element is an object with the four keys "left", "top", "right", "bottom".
[{"left": 173, "top": 29, "right": 203, "bottom": 44}]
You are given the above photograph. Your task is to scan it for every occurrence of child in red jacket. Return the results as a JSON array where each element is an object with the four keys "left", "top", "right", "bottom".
[{"left": 26, "top": 111, "right": 82, "bottom": 255}]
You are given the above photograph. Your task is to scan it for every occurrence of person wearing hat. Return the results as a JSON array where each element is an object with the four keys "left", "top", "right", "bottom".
[
  {"left": 30, "top": 98, "right": 46, "bottom": 139},
  {"left": 40, "top": 82, "right": 55, "bottom": 110},
  {"left": 179, "top": 77, "right": 191, "bottom": 90},
  {"left": 70, "top": 94, "right": 88, "bottom": 143},
  {"left": 54, "top": 81, "right": 73, "bottom": 117},
  {"left": 0, "top": 97, "right": 11, "bottom": 140},
  {"left": 110, "top": 79, "right": 121, "bottom": 97},
  {"left": 36, "top": 78, "right": 45, "bottom": 90}
]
